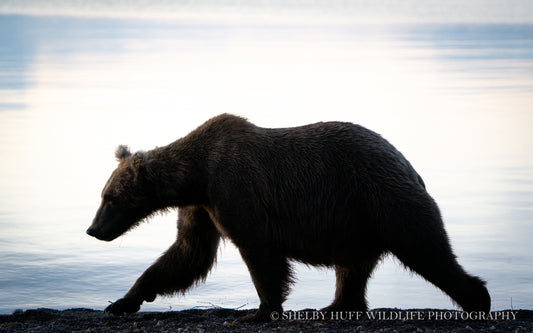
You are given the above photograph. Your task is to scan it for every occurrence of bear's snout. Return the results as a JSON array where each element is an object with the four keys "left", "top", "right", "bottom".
[
  {"left": 87, "top": 203, "right": 133, "bottom": 241},
  {"left": 86, "top": 223, "right": 109, "bottom": 241},
  {"left": 87, "top": 205, "right": 109, "bottom": 240},
  {"left": 87, "top": 208, "right": 114, "bottom": 241},
  {"left": 86, "top": 223, "right": 118, "bottom": 242},
  {"left": 86, "top": 225, "right": 100, "bottom": 238}
]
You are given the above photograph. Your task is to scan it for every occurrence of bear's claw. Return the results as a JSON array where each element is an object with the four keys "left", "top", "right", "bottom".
[{"left": 104, "top": 298, "right": 141, "bottom": 315}]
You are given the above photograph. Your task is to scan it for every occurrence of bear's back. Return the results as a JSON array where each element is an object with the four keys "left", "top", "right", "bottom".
[{"left": 201, "top": 115, "right": 424, "bottom": 210}]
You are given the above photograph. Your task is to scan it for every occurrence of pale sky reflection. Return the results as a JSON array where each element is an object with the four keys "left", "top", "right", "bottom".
[
  {"left": 2, "top": 22, "right": 532, "bottom": 228},
  {"left": 1, "top": 0, "right": 532, "bottom": 24}
]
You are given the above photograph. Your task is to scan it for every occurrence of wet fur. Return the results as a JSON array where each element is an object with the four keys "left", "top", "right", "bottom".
[{"left": 88, "top": 113, "right": 490, "bottom": 321}]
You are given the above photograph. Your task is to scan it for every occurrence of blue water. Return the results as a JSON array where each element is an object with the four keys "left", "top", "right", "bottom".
[{"left": 1, "top": 10, "right": 532, "bottom": 314}]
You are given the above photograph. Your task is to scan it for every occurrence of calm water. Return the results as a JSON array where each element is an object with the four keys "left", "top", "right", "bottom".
[{"left": 1, "top": 11, "right": 532, "bottom": 314}]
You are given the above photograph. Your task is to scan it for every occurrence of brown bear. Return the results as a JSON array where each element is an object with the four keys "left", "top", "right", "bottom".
[{"left": 87, "top": 113, "right": 490, "bottom": 321}]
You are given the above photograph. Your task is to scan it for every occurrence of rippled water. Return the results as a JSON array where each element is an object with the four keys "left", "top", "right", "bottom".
[{"left": 0, "top": 12, "right": 532, "bottom": 314}]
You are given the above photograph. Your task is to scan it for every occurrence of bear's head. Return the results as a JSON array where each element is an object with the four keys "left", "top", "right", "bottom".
[{"left": 86, "top": 145, "right": 160, "bottom": 241}]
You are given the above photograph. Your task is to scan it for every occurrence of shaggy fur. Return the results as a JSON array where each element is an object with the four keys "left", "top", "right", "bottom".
[{"left": 87, "top": 113, "right": 491, "bottom": 321}]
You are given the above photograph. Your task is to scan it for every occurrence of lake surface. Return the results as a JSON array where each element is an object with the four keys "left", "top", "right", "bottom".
[{"left": 0, "top": 11, "right": 532, "bottom": 314}]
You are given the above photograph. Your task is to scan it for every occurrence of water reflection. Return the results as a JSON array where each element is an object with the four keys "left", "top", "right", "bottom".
[{"left": 0, "top": 14, "right": 532, "bottom": 313}]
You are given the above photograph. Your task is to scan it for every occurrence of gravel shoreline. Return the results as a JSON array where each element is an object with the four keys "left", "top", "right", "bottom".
[{"left": 1, "top": 308, "right": 532, "bottom": 332}]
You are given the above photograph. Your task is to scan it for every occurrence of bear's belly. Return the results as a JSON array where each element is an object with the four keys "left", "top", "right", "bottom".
[{"left": 281, "top": 229, "right": 380, "bottom": 267}]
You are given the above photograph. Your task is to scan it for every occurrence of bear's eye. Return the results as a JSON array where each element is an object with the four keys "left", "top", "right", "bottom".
[{"left": 103, "top": 194, "right": 117, "bottom": 205}]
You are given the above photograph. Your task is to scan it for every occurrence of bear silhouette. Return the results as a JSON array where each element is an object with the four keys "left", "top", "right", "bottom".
[{"left": 87, "top": 113, "right": 490, "bottom": 321}]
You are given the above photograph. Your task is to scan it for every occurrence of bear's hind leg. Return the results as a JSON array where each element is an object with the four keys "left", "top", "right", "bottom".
[
  {"left": 105, "top": 206, "right": 220, "bottom": 315},
  {"left": 237, "top": 245, "right": 293, "bottom": 322},
  {"left": 388, "top": 212, "right": 490, "bottom": 312},
  {"left": 321, "top": 255, "right": 381, "bottom": 313}
]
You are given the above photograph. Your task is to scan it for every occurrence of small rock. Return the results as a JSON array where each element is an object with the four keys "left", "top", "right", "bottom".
[{"left": 12, "top": 309, "right": 24, "bottom": 315}]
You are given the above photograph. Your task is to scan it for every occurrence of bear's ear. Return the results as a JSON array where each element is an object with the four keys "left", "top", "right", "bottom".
[
  {"left": 130, "top": 152, "right": 156, "bottom": 181},
  {"left": 115, "top": 145, "right": 132, "bottom": 162}
]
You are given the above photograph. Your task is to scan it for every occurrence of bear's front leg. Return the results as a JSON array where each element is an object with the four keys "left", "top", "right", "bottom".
[
  {"left": 105, "top": 206, "right": 220, "bottom": 315},
  {"left": 104, "top": 244, "right": 175, "bottom": 315}
]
